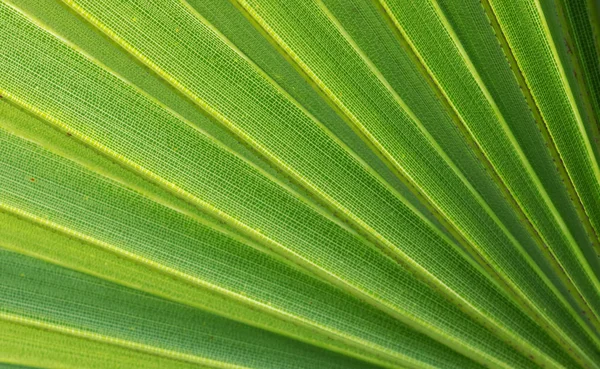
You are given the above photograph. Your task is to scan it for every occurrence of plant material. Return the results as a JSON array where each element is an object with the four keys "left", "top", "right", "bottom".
[{"left": 0, "top": 0, "right": 599, "bottom": 368}]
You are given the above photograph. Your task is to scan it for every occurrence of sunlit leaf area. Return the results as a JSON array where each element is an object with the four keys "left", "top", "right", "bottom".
[{"left": 1, "top": 0, "right": 600, "bottom": 368}]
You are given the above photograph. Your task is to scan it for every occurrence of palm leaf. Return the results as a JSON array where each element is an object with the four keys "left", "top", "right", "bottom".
[{"left": 0, "top": 0, "right": 599, "bottom": 368}]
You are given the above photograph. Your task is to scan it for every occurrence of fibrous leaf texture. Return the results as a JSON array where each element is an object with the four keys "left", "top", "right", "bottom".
[{"left": 0, "top": 0, "right": 599, "bottom": 368}]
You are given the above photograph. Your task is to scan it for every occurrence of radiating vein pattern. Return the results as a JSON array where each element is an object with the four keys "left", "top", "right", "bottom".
[
  {"left": 1, "top": 0, "right": 599, "bottom": 368},
  {"left": 0, "top": 2, "right": 561, "bottom": 368},
  {"left": 0, "top": 127, "right": 485, "bottom": 369},
  {"left": 487, "top": 0, "right": 600, "bottom": 249},
  {"left": 556, "top": 0, "right": 600, "bottom": 132},
  {"left": 0, "top": 249, "right": 378, "bottom": 369},
  {"left": 41, "top": 1, "right": 599, "bottom": 366},
  {"left": 378, "top": 0, "right": 600, "bottom": 363}
]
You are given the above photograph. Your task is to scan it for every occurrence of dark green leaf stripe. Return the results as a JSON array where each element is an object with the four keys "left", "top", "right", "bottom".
[
  {"left": 554, "top": 0, "right": 600, "bottom": 146},
  {"left": 0, "top": 249, "right": 379, "bottom": 369}
]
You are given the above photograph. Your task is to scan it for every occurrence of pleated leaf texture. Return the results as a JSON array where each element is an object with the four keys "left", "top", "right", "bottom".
[{"left": 0, "top": 0, "right": 599, "bottom": 368}]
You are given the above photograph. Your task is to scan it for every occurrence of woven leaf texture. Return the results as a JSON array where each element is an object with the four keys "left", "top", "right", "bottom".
[{"left": 1, "top": 0, "right": 599, "bottom": 368}]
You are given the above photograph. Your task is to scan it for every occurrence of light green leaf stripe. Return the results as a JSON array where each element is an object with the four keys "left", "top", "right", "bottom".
[
  {"left": 7, "top": 0, "right": 441, "bottom": 231},
  {"left": 1, "top": 319, "right": 210, "bottom": 369},
  {"left": 0, "top": 249, "right": 378, "bottom": 369},
  {"left": 0, "top": 1, "right": 568, "bottom": 368}
]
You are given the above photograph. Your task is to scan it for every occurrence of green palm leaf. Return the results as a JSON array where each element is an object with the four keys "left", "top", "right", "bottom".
[{"left": 1, "top": 0, "right": 599, "bottom": 368}]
